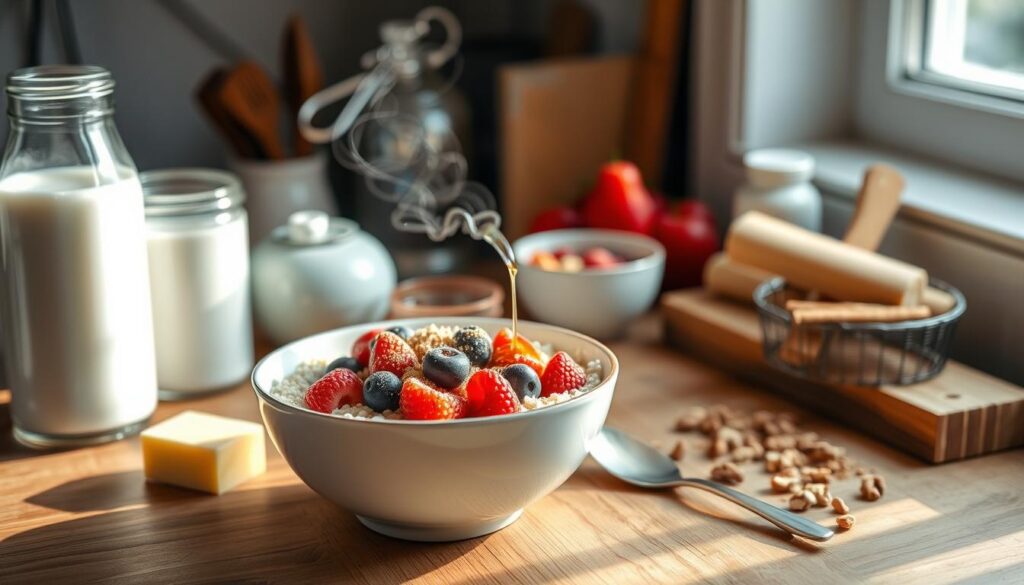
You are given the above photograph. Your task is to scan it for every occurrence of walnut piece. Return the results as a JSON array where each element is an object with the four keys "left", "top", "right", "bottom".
[
  {"left": 710, "top": 462, "right": 744, "bottom": 485},
  {"left": 831, "top": 496, "right": 850, "bottom": 514},
  {"left": 836, "top": 514, "right": 856, "bottom": 530},
  {"left": 860, "top": 475, "right": 885, "bottom": 501},
  {"left": 669, "top": 440, "right": 685, "bottom": 461},
  {"left": 788, "top": 490, "right": 815, "bottom": 511}
]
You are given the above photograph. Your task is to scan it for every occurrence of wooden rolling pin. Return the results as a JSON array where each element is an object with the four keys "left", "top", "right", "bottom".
[{"left": 706, "top": 164, "right": 955, "bottom": 313}]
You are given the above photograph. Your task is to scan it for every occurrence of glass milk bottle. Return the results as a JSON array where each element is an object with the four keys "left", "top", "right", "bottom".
[{"left": 0, "top": 66, "right": 157, "bottom": 447}]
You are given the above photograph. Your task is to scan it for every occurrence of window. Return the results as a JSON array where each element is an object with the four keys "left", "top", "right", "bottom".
[{"left": 904, "top": 0, "right": 1024, "bottom": 102}]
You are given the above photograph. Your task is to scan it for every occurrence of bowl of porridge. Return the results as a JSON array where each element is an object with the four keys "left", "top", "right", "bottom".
[{"left": 251, "top": 317, "right": 617, "bottom": 542}]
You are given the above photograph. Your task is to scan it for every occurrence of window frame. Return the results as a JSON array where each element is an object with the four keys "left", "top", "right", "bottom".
[{"left": 889, "top": 0, "right": 1024, "bottom": 119}]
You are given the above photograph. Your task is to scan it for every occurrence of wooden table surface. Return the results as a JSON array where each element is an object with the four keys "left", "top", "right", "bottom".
[{"left": 1, "top": 315, "right": 1022, "bottom": 585}]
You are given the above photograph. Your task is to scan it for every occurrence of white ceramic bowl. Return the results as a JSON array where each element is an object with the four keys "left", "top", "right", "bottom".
[
  {"left": 251, "top": 317, "right": 618, "bottom": 542},
  {"left": 513, "top": 229, "right": 666, "bottom": 339}
]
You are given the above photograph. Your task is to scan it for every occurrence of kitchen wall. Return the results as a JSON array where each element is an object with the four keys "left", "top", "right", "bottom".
[{"left": 0, "top": 0, "right": 641, "bottom": 171}]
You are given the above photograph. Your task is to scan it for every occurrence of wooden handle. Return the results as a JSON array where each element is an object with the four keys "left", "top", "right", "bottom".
[
  {"left": 218, "top": 61, "right": 286, "bottom": 160},
  {"left": 843, "top": 164, "right": 904, "bottom": 250},
  {"left": 282, "top": 15, "right": 323, "bottom": 157},
  {"left": 196, "top": 69, "right": 265, "bottom": 159}
]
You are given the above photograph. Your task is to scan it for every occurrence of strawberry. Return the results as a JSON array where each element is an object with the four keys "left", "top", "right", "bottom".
[
  {"left": 352, "top": 328, "right": 382, "bottom": 367},
  {"left": 465, "top": 369, "right": 520, "bottom": 417},
  {"left": 304, "top": 368, "right": 363, "bottom": 413},
  {"left": 370, "top": 331, "right": 418, "bottom": 377},
  {"left": 582, "top": 247, "right": 622, "bottom": 269},
  {"left": 580, "top": 161, "right": 658, "bottom": 234},
  {"left": 400, "top": 377, "right": 467, "bottom": 420},
  {"left": 540, "top": 351, "right": 586, "bottom": 397}
]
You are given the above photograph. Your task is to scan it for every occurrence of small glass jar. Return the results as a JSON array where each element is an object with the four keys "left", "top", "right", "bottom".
[
  {"left": 0, "top": 65, "right": 157, "bottom": 447},
  {"left": 733, "top": 149, "right": 822, "bottom": 232},
  {"left": 141, "top": 169, "right": 254, "bottom": 400}
]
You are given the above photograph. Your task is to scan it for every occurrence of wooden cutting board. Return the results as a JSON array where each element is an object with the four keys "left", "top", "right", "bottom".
[{"left": 662, "top": 288, "right": 1024, "bottom": 463}]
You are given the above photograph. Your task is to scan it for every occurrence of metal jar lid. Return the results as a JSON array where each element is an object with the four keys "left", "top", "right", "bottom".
[{"left": 141, "top": 168, "right": 245, "bottom": 217}]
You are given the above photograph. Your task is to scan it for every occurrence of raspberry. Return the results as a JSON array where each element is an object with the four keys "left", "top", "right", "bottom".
[
  {"left": 304, "top": 368, "right": 363, "bottom": 413},
  {"left": 466, "top": 369, "right": 521, "bottom": 417},
  {"left": 400, "top": 377, "right": 467, "bottom": 420},
  {"left": 539, "top": 351, "right": 586, "bottom": 397},
  {"left": 351, "top": 328, "right": 382, "bottom": 367},
  {"left": 370, "top": 331, "right": 418, "bottom": 377}
]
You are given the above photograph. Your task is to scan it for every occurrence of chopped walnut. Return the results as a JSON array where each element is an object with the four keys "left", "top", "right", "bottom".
[
  {"left": 669, "top": 440, "right": 685, "bottom": 461},
  {"left": 770, "top": 473, "right": 800, "bottom": 494},
  {"left": 836, "top": 514, "right": 856, "bottom": 530},
  {"left": 406, "top": 325, "right": 457, "bottom": 360},
  {"left": 731, "top": 445, "right": 757, "bottom": 463},
  {"left": 764, "top": 451, "right": 782, "bottom": 473},
  {"left": 805, "top": 483, "right": 832, "bottom": 507},
  {"left": 710, "top": 462, "right": 744, "bottom": 485},
  {"left": 860, "top": 475, "right": 885, "bottom": 501},
  {"left": 674, "top": 407, "right": 707, "bottom": 432},
  {"left": 788, "top": 490, "right": 815, "bottom": 511},
  {"left": 831, "top": 496, "right": 850, "bottom": 514}
]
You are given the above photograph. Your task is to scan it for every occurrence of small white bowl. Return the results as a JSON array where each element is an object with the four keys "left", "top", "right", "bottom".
[
  {"left": 513, "top": 229, "right": 666, "bottom": 339},
  {"left": 251, "top": 317, "right": 618, "bottom": 542}
]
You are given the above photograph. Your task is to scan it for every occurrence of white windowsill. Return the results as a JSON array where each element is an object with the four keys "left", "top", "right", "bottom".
[{"left": 795, "top": 139, "right": 1024, "bottom": 257}]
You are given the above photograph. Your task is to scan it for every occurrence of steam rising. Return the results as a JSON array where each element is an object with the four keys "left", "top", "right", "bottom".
[{"left": 329, "top": 65, "right": 509, "bottom": 262}]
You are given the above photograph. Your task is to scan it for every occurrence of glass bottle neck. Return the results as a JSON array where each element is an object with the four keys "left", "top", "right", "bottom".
[{"left": 8, "top": 93, "right": 115, "bottom": 126}]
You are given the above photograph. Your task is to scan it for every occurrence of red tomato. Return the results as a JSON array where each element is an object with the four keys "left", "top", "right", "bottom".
[{"left": 654, "top": 200, "right": 720, "bottom": 290}]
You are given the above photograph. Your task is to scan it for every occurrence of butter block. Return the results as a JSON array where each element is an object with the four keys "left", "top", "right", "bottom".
[{"left": 141, "top": 410, "right": 266, "bottom": 495}]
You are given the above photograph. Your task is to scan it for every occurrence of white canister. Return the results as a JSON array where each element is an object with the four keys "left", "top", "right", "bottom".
[
  {"left": 733, "top": 149, "right": 822, "bottom": 231},
  {"left": 141, "top": 169, "right": 254, "bottom": 400},
  {"left": 251, "top": 210, "right": 397, "bottom": 345}
]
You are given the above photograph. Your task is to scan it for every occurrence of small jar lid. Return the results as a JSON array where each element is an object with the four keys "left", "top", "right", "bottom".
[
  {"left": 141, "top": 168, "right": 245, "bottom": 217},
  {"left": 271, "top": 210, "right": 358, "bottom": 246},
  {"left": 743, "top": 149, "right": 815, "bottom": 188}
]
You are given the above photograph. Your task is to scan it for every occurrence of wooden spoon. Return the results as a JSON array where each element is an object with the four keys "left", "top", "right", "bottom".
[
  {"left": 217, "top": 61, "right": 286, "bottom": 160},
  {"left": 196, "top": 68, "right": 265, "bottom": 159},
  {"left": 843, "top": 164, "right": 905, "bottom": 250},
  {"left": 282, "top": 14, "right": 323, "bottom": 157}
]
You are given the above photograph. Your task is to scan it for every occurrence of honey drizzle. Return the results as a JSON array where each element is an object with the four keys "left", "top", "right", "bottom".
[{"left": 481, "top": 224, "right": 519, "bottom": 339}]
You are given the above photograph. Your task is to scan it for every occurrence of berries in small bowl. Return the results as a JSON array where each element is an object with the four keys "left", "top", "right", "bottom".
[{"left": 514, "top": 229, "right": 665, "bottom": 339}]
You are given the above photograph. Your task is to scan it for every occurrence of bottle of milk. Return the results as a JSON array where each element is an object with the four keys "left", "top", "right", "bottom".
[{"left": 0, "top": 65, "right": 157, "bottom": 448}]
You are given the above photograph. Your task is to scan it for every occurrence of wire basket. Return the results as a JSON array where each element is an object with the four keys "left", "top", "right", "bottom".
[{"left": 753, "top": 278, "right": 966, "bottom": 386}]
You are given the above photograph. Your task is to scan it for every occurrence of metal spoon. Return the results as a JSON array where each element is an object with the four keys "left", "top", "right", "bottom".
[{"left": 590, "top": 427, "right": 834, "bottom": 542}]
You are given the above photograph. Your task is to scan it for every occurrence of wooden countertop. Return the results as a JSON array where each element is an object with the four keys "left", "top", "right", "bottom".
[{"left": 1, "top": 315, "right": 1021, "bottom": 584}]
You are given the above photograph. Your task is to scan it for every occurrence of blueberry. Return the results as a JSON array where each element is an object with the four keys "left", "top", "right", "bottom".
[
  {"left": 452, "top": 326, "right": 492, "bottom": 367},
  {"left": 363, "top": 371, "right": 402, "bottom": 412},
  {"left": 422, "top": 346, "right": 471, "bottom": 389},
  {"left": 501, "top": 364, "right": 541, "bottom": 400},
  {"left": 325, "top": 356, "right": 361, "bottom": 374},
  {"left": 386, "top": 325, "right": 413, "bottom": 340}
]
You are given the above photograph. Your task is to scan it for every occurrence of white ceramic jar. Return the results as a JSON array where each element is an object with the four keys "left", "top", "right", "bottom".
[
  {"left": 141, "top": 169, "right": 254, "bottom": 400},
  {"left": 251, "top": 210, "right": 397, "bottom": 345},
  {"left": 733, "top": 149, "right": 822, "bottom": 232}
]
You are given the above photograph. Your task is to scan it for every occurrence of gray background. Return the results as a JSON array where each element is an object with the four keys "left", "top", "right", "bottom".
[{"left": 0, "top": 0, "right": 641, "bottom": 170}]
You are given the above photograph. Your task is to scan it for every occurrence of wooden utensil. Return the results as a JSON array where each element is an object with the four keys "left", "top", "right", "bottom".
[
  {"left": 843, "top": 164, "right": 905, "bottom": 250},
  {"left": 282, "top": 14, "right": 323, "bottom": 157},
  {"left": 196, "top": 68, "right": 265, "bottom": 159},
  {"left": 217, "top": 61, "right": 286, "bottom": 160}
]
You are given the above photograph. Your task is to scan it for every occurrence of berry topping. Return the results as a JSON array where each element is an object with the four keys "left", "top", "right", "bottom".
[
  {"left": 363, "top": 371, "right": 402, "bottom": 412},
  {"left": 465, "top": 369, "right": 521, "bottom": 417},
  {"left": 304, "top": 368, "right": 363, "bottom": 413},
  {"left": 452, "top": 326, "right": 492, "bottom": 367},
  {"left": 351, "top": 328, "right": 382, "bottom": 367},
  {"left": 325, "top": 356, "right": 361, "bottom": 374},
  {"left": 501, "top": 364, "right": 542, "bottom": 400},
  {"left": 400, "top": 377, "right": 467, "bottom": 420},
  {"left": 540, "top": 351, "right": 586, "bottom": 397},
  {"left": 386, "top": 325, "right": 413, "bottom": 340},
  {"left": 422, "top": 346, "right": 471, "bottom": 389},
  {"left": 370, "top": 331, "right": 418, "bottom": 377},
  {"left": 491, "top": 328, "right": 541, "bottom": 367}
]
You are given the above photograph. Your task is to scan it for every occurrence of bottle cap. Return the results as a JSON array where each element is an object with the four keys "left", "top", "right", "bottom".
[{"left": 743, "top": 149, "right": 815, "bottom": 188}]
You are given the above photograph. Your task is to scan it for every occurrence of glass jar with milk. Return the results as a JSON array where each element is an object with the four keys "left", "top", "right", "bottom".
[
  {"left": 140, "top": 169, "right": 253, "bottom": 400},
  {"left": 0, "top": 66, "right": 157, "bottom": 447}
]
